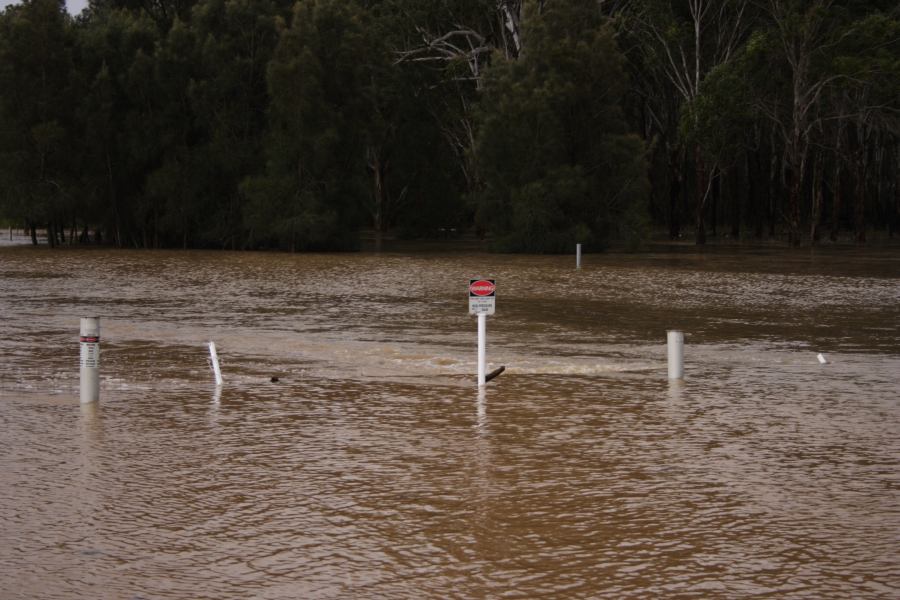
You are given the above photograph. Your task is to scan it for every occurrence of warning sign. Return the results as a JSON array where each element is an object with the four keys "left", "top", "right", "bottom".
[{"left": 469, "top": 279, "right": 496, "bottom": 315}]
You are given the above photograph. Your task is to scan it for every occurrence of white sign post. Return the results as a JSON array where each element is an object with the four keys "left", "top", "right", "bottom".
[
  {"left": 477, "top": 313, "right": 487, "bottom": 386},
  {"left": 469, "top": 279, "right": 496, "bottom": 386},
  {"left": 79, "top": 317, "right": 100, "bottom": 404}
]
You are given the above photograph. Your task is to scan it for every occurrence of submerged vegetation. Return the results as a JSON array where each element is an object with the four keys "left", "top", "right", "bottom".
[{"left": 0, "top": 0, "right": 897, "bottom": 251}]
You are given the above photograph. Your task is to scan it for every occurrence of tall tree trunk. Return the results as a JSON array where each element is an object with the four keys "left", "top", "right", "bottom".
[
  {"left": 893, "top": 146, "right": 900, "bottom": 238},
  {"left": 367, "top": 146, "right": 388, "bottom": 251},
  {"left": 694, "top": 147, "right": 707, "bottom": 245},
  {"left": 810, "top": 151, "right": 823, "bottom": 244},
  {"left": 750, "top": 150, "right": 762, "bottom": 238},
  {"left": 668, "top": 148, "right": 682, "bottom": 239},
  {"left": 29, "top": 222, "right": 38, "bottom": 245},
  {"left": 730, "top": 166, "right": 741, "bottom": 239},
  {"left": 710, "top": 170, "right": 719, "bottom": 238},
  {"left": 786, "top": 137, "right": 806, "bottom": 247},
  {"left": 106, "top": 152, "right": 122, "bottom": 248},
  {"left": 768, "top": 128, "right": 779, "bottom": 238},
  {"left": 830, "top": 160, "right": 843, "bottom": 242},
  {"left": 854, "top": 151, "right": 867, "bottom": 243}
]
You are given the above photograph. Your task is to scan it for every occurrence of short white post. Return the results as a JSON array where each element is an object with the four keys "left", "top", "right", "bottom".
[
  {"left": 576, "top": 243, "right": 582, "bottom": 269},
  {"left": 208, "top": 341, "right": 223, "bottom": 386},
  {"left": 79, "top": 317, "right": 100, "bottom": 404},
  {"left": 667, "top": 330, "right": 684, "bottom": 380},
  {"left": 477, "top": 312, "right": 487, "bottom": 387}
]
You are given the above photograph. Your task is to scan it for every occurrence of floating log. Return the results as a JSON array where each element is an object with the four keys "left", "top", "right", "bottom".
[{"left": 485, "top": 366, "right": 506, "bottom": 383}]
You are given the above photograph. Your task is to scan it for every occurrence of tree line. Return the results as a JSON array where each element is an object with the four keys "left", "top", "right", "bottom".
[{"left": 0, "top": 0, "right": 897, "bottom": 251}]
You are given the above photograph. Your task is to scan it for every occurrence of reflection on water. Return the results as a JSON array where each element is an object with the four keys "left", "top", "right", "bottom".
[{"left": 0, "top": 246, "right": 898, "bottom": 598}]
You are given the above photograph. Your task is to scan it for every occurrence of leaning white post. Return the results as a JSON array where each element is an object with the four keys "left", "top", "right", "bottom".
[
  {"left": 79, "top": 317, "right": 100, "bottom": 404},
  {"left": 208, "top": 341, "right": 223, "bottom": 386},
  {"left": 667, "top": 330, "right": 684, "bottom": 380},
  {"left": 477, "top": 313, "right": 487, "bottom": 387},
  {"left": 576, "top": 243, "right": 582, "bottom": 269}
]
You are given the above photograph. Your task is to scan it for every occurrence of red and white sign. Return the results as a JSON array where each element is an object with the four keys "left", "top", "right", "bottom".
[
  {"left": 469, "top": 279, "right": 496, "bottom": 315},
  {"left": 469, "top": 279, "right": 496, "bottom": 297}
]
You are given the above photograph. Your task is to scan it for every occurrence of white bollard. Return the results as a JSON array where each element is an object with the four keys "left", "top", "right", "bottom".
[
  {"left": 576, "top": 243, "right": 582, "bottom": 269},
  {"left": 79, "top": 317, "right": 100, "bottom": 404},
  {"left": 667, "top": 330, "right": 684, "bottom": 380},
  {"left": 477, "top": 313, "right": 487, "bottom": 387},
  {"left": 208, "top": 341, "right": 223, "bottom": 386}
]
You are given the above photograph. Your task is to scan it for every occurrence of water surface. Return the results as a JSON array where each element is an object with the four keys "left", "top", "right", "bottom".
[{"left": 1, "top": 246, "right": 898, "bottom": 598}]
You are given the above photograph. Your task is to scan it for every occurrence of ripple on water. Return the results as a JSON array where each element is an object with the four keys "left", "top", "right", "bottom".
[{"left": 0, "top": 247, "right": 898, "bottom": 598}]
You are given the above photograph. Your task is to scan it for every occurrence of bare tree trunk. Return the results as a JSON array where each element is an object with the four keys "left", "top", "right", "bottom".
[
  {"left": 830, "top": 160, "right": 843, "bottom": 242},
  {"left": 711, "top": 170, "right": 720, "bottom": 238},
  {"left": 787, "top": 169, "right": 802, "bottom": 246},
  {"left": 367, "top": 146, "right": 388, "bottom": 252},
  {"left": 750, "top": 150, "right": 763, "bottom": 238},
  {"left": 669, "top": 171, "right": 682, "bottom": 239},
  {"left": 854, "top": 151, "right": 867, "bottom": 243},
  {"left": 874, "top": 137, "right": 886, "bottom": 239},
  {"left": 668, "top": 149, "right": 682, "bottom": 239},
  {"left": 810, "top": 151, "right": 823, "bottom": 244},
  {"left": 731, "top": 166, "right": 742, "bottom": 239},
  {"left": 694, "top": 147, "right": 707, "bottom": 245},
  {"left": 893, "top": 146, "right": 900, "bottom": 238},
  {"left": 768, "top": 128, "right": 779, "bottom": 237}
]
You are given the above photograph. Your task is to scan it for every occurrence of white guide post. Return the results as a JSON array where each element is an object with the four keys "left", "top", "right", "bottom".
[
  {"left": 667, "top": 330, "right": 684, "bottom": 380},
  {"left": 79, "top": 317, "right": 100, "bottom": 404},
  {"left": 477, "top": 313, "right": 487, "bottom": 387},
  {"left": 576, "top": 243, "right": 582, "bottom": 269},
  {"left": 208, "top": 341, "right": 223, "bottom": 386}
]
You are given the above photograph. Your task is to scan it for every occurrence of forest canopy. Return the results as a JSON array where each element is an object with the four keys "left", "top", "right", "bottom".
[{"left": 0, "top": 0, "right": 897, "bottom": 251}]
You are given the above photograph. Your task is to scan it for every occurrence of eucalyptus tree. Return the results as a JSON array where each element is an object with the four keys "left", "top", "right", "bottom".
[
  {"left": 0, "top": 0, "right": 77, "bottom": 245},
  {"left": 754, "top": 0, "right": 844, "bottom": 246},
  {"left": 182, "top": 0, "right": 285, "bottom": 248},
  {"left": 74, "top": 6, "right": 159, "bottom": 246},
  {"left": 614, "top": 0, "right": 752, "bottom": 244},
  {"left": 245, "top": 0, "right": 372, "bottom": 250},
  {"left": 141, "top": 17, "right": 204, "bottom": 248},
  {"left": 391, "top": 0, "right": 526, "bottom": 211},
  {"left": 475, "top": 0, "right": 649, "bottom": 252},
  {"left": 738, "top": 0, "right": 898, "bottom": 245},
  {"left": 87, "top": 0, "right": 198, "bottom": 30},
  {"left": 826, "top": 9, "right": 899, "bottom": 242}
]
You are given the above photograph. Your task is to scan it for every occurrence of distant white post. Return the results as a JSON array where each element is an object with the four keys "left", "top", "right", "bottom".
[
  {"left": 667, "top": 330, "right": 684, "bottom": 380},
  {"left": 576, "top": 243, "right": 582, "bottom": 269},
  {"left": 208, "top": 341, "right": 223, "bottom": 386},
  {"left": 79, "top": 317, "right": 100, "bottom": 403}
]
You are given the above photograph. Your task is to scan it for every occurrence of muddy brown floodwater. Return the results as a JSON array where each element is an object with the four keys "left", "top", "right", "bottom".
[{"left": 1, "top": 245, "right": 898, "bottom": 599}]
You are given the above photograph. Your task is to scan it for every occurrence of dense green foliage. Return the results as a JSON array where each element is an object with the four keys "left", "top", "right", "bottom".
[{"left": 0, "top": 0, "right": 897, "bottom": 250}]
